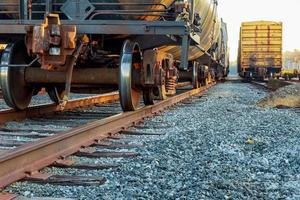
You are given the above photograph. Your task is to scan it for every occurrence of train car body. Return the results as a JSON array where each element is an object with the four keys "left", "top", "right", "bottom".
[
  {"left": 238, "top": 21, "right": 282, "bottom": 80},
  {"left": 0, "top": 0, "right": 229, "bottom": 111},
  {"left": 281, "top": 69, "right": 300, "bottom": 81}
]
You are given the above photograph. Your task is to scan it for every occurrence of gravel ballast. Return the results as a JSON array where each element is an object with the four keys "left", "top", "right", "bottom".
[
  {"left": 5, "top": 81, "right": 300, "bottom": 199},
  {"left": 258, "top": 83, "right": 300, "bottom": 108}
]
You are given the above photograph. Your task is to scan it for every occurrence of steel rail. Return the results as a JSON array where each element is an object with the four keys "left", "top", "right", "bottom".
[
  {"left": 0, "top": 92, "right": 119, "bottom": 124},
  {"left": 251, "top": 81, "right": 269, "bottom": 90},
  {"left": 0, "top": 83, "right": 215, "bottom": 189},
  {"left": 0, "top": 82, "right": 192, "bottom": 124},
  {"left": 251, "top": 80, "right": 297, "bottom": 91}
]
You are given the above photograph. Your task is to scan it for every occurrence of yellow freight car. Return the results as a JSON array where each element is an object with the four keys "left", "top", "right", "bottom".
[
  {"left": 281, "top": 69, "right": 300, "bottom": 80},
  {"left": 238, "top": 21, "right": 283, "bottom": 80}
]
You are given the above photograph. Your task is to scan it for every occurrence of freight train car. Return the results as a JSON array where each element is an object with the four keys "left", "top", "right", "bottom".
[
  {"left": 0, "top": 0, "right": 229, "bottom": 111},
  {"left": 281, "top": 69, "right": 300, "bottom": 81},
  {"left": 238, "top": 21, "right": 282, "bottom": 80}
]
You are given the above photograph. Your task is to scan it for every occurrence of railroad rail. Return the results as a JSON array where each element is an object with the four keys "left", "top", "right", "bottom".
[
  {"left": 251, "top": 81, "right": 269, "bottom": 90},
  {"left": 251, "top": 79, "right": 298, "bottom": 91},
  {"left": 0, "top": 82, "right": 215, "bottom": 196},
  {"left": 0, "top": 82, "right": 190, "bottom": 124},
  {"left": 0, "top": 92, "right": 119, "bottom": 124}
]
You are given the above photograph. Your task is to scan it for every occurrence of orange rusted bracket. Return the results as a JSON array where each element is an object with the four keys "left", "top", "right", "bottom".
[{"left": 26, "top": 13, "right": 76, "bottom": 71}]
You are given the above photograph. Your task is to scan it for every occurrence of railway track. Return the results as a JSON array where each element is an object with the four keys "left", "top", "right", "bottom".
[
  {"left": 251, "top": 81, "right": 269, "bottom": 90},
  {"left": 0, "top": 82, "right": 191, "bottom": 124},
  {"left": 0, "top": 82, "right": 215, "bottom": 198},
  {"left": 0, "top": 92, "right": 120, "bottom": 124},
  {"left": 251, "top": 79, "right": 299, "bottom": 91}
]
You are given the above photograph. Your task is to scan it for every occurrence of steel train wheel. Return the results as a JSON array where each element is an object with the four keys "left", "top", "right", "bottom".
[
  {"left": 192, "top": 62, "right": 199, "bottom": 89},
  {"left": 119, "top": 40, "right": 143, "bottom": 111},
  {"left": 143, "top": 87, "right": 154, "bottom": 105},
  {"left": 47, "top": 87, "right": 65, "bottom": 104},
  {"left": 0, "top": 42, "right": 33, "bottom": 110}
]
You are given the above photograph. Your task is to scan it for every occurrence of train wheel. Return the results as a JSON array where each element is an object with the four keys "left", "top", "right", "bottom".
[
  {"left": 143, "top": 87, "right": 154, "bottom": 105},
  {"left": 192, "top": 62, "right": 200, "bottom": 89},
  {"left": 0, "top": 42, "right": 33, "bottom": 110},
  {"left": 119, "top": 40, "right": 143, "bottom": 111},
  {"left": 47, "top": 87, "right": 65, "bottom": 104},
  {"left": 284, "top": 75, "right": 289, "bottom": 81}
]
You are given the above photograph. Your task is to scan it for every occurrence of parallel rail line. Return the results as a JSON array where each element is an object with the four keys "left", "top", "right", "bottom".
[
  {"left": 251, "top": 80, "right": 298, "bottom": 91},
  {"left": 0, "top": 83, "right": 215, "bottom": 192},
  {"left": 0, "top": 92, "right": 119, "bottom": 124},
  {"left": 251, "top": 81, "right": 269, "bottom": 90}
]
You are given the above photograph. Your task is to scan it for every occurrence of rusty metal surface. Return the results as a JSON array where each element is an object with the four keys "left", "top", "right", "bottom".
[
  {"left": 0, "top": 92, "right": 119, "bottom": 124},
  {"left": 176, "top": 81, "right": 192, "bottom": 88},
  {"left": 27, "top": 14, "right": 77, "bottom": 71},
  {"left": 0, "top": 83, "right": 215, "bottom": 189},
  {"left": 0, "top": 192, "right": 17, "bottom": 200},
  {"left": 24, "top": 68, "right": 119, "bottom": 85}
]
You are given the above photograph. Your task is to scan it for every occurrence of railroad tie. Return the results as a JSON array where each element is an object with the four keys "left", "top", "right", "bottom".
[
  {"left": 133, "top": 125, "right": 172, "bottom": 129},
  {"left": 121, "top": 130, "right": 165, "bottom": 136},
  {"left": 0, "top": 140, "right": 26, "bottom": 147},
  {"left": 24, "top": 173, "right": 106, "bottom": 186},
  {"left": 52, "top": 159, "right": 119, "bottom": 170},
  {"left": 92, "top": 142, "right": 144, "bottom": 149},
  {"left": 0, "top": 132, "right": 48, "bottom": 138},
  {"left": 107, "top": 134, "right": 123, "bottom": 140},
  {"left": 75, "top": 151, "right": 139, "bottom": 158}
]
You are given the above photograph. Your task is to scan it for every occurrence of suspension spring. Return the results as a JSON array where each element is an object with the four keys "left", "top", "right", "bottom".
[{"left": 166, "top": 76, "right": 177, "bottom": 93}]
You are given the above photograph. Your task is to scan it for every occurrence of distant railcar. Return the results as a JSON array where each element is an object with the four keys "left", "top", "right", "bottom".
[{"left": 238, "top": 21, "right": 282, "bottom": 80}]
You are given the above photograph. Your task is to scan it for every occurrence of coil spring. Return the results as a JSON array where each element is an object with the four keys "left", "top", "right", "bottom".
[{"left": 166, "top": 77, "right": 176, "bottom": 92}]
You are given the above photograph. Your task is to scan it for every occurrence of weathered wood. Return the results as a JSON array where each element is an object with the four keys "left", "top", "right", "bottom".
[
  {"left": 121, "top": 130, "right": 164, "bottom": 136},
  {"left": 0, "top": 150, "right": 7, "bottom": 155},
  {"left": 53, "top": 159, "right": 75, "bottom": 167},
  {"left": 107, "top": 134, "right": 123, "bottom": 140},
  {"left": 26, "top": 172, "right": 52, "bottom": 181},
  {"left": 0, "top": 132, "right": 48, "bottom": 138},
  {"left": 24, "top": 175, "right": 106, "bottom": 186},
  {"left": 92, "top": 142, "right": 144, "bottom": 149},
  {"left": 0, "top": 127, "right": 57, "bottom": 133},
  {"left": 53, "top": 162, "right": 119, "bottom": 170},
  {"left": 75, "top": 151, "right": 139, "bottom": 158},
  {"left": 0, "top": 140, "right": 26, "bottom": 147},
  {"left": 134, "top": 125, "right": 172, "bottom": 129}
]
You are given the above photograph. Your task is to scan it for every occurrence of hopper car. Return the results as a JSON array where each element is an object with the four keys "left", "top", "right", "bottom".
[
  {"left": 0, "top": 0, "right": 229, "bottom": 111},
  {"left": 238, "top": 21, "right": 283, "bottom": 81}
]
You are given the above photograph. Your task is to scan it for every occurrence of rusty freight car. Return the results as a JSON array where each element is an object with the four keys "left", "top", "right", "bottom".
[
  {"left": 0, "top": 0, "right": 229, "bottom": 111},
  {"left": 238, "top": 21, "right": 283, "bottom": 80}
]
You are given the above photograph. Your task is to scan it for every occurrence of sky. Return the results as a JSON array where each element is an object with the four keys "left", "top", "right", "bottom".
[{"left": 218, "top": 0, "right": 300, "bottom": 61}]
